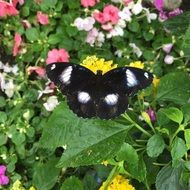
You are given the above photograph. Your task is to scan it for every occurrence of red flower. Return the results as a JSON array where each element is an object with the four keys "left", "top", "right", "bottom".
[
  {"left": 37, "top": 11, "right": 49, "bottom": 25},
  {"left": 0, "top": 0, "right": 19, "bottom": 17},
  {"left": 13, "top": 33, "right": 22, "bottom": 56},
  {"left": 46, "top": 49, "right": 70, "bottom": 64},
  {"left": 103, "top": 5, "right": 120, "bottom": 24}
]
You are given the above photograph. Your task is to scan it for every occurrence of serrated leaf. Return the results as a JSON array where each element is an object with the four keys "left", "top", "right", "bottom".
[
  {"left": 171, "top": 137, "right": 187, "bottom": 167},
  {"left": 40, "top": 102, "right": 131, "bottom": 167},
  {"left": 0, "top": 111, "right": 7, "bottom": 123},
  {"left": 0, "top": 133, "right": 7, "bottom": 146},
  {"left": 60, "top": 176, "right": 83, "bottom": 190},
  {"left": 184, "top": 129, "right": 190, "bottom": 149},
  {"left": 156, "top": 163, "right": 186, "bottom": 190},
  {"left": 48, "top": 34, "right": 62, "bottom": 45},
  {"left": 147, "top": 134, "right": 165, "bottom": 157},
  {"left": 156, "top": 72, "right": 190, "bottom": 105},
  {"left": 161, "top": 107, "right": 183, "bottom": 124},
  {"left": 33, "top": 159, "right": 60, "bottom": 190}
]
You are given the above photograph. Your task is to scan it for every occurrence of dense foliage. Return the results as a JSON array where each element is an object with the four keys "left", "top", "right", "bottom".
[{"left": 0, "top": 0, "right": 190, "bottom": 189}]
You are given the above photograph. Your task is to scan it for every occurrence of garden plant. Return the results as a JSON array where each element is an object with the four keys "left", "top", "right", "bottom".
[{"left": 0, "top": 0, "right": 190, "bottom": 189}]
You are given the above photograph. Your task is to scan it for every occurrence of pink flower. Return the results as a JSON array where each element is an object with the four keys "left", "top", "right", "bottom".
[
  {"left": 13, "top": 33, "right": 22, "bottom": 56},
  {"left": 162, "top": 43, "right": 173, "bottom": 53},
  {"left": 46, "top": 49, "right": 70, "bottom": 64},
  {"left": 168, "top": 8, "right": 183, "bottom": 17},
  {"left": 146, "top": 108, "right": 156, "bottom": 122},
  {"left": 0, "top": 1, "right": 19, "bottom": 17},
  {"left": 74, "top": 17, "right": 95, "bottom": 31},
  {"left": 27, "top": 66, "right": 46, "bottom": 77},
  {"left": 0, "top": 165, "right": 9, "bottom": 185},
  {"left": 101, "top": 23, "right": 113, "bottom": 31},
  {"left": 12, "top": 0, "right": 24, "bottom": 7},
  {"left": 22, "top": 19, "right": 31, "bottom": 28},
  {"left": 93, "top": 11, "right": 106, "bottom": 24},
  {"left": 164, "top": 55, "right": 174, "bottom": 64},
  {"left": 154, "top": 0, "right": 163, "bottom": 11},
  {"left": 103, "top": 5, "right": 120, "bottom": 24},
  {"left": 37, "top": 11, "right": 49, "bottom": 25},
  {"left": 81, "top": 0, "right": 99, "bottom": 7}
]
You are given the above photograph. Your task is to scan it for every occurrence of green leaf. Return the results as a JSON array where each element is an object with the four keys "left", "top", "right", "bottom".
[
  {"left": 40, "top": 102, "right": 131, "bottom": 167},
  {"left": 0, "top": 133, "right": 7, "bottom": 146},
  {"left": 181, "top": 104, "right": 190, "bottom": 124},
  {"left": 0, "top": 111, "right": 7, "bottom": 123},
  {"left": 66, "top": 0, "right": 80, "bottom": 9},
  {"left": 48, "top": 34, "right": 63, "bottom": 45},
  {"left": 60, "top": 176, "right": 83, "bottom": 190},
  {"left": 0, "top": 96, "right": 6, "bottom": 107},
  {"left": 83, "top": 174, "right": 98, "bottom": 190},
  {"left": 25, "top": 28, "right": 39, "bottom": 42},
  {"left": 171, "top": 137, "right": 187, "bottom": 167},
  {"left": 161, "top": 107, "right": 183, "bottom": 124},
  {"left": 182, "top": 24, "right": 190, "bottom": 57},
  {"left": 128, "top": 21, "right": 140, "bottom": 32},
  {"left": 184, "top": 129, "right": 190, "bottom": 149},
  {"left": 143, "top": 50, "right": 155, "bottom": 60},
  {"left": 147, "top": 134, "right": 165, "bottom": 157},
  {"left": 156, "top": 163, "right": 186, "bottom": 190},
  {"left": 33, "top": 158, "right": 60, "bottom": 190},
  {"left": 122, "top": 145, "right": 146, "bottom": 182},
  {"left": 156, "top": 72, "right": 190, "bottom": 105},
  {"left": 163, "top": 11, "right": 190, "bottom": 35}
]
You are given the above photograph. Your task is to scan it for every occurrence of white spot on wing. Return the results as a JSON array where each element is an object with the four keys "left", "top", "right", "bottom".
[
  {"left": 51, "top": 64, "right": 56, "bottom": 70},
  {"left": 78, "top": 91, "right": 91, "bottom": 104},
  {"left": 144, "top": 72, "right": 149, "bottom": 79},
  {"left": 126, "top": 69, "right": 138, "bottom": 87},
  {"left": 104, "top": 94, "right": 118, "bottom": 105},
  {"left": 60, "top": 66, "right": 72, "bottom": 84}
]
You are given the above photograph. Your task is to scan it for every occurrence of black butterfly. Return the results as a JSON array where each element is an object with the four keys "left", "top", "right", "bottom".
[{"left": 46, "top": 62, "right": 153, "bottom": 119}]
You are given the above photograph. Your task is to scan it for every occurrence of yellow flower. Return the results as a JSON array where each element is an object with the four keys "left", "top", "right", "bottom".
[
  {"left": 81, "top": 55, "right": 117, "bottom": 75},
  {"left": 99, "top": 175, "right": 135, "bottom": 190},
  {"left": 11, "top": 180, "right": 26, "bottom": 190},
  {"left": 102, "top": 160, "right": 109, "bottom": 166},
  {"left": 29, "top": 186, "right": 36, "bottom": 190},
  {"left": 129, "top": 61, "right": 144, "bottom": 69},
  {"left": 152, "top": 77, "right": 160, "bottom": 88}
]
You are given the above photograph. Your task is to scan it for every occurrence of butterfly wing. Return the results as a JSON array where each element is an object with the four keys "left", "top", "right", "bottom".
[
  {"left": 102, "top": 66, "right": 153, "bottom": 96},
  {"left": 46, "top": 62, "right": 98, "bottom": 118},
  {"left": 46, "top": 62, "right": 95, "bottom": 95},
  {"left": 94, "top": 67, "right": 153, "bottom": 119}
]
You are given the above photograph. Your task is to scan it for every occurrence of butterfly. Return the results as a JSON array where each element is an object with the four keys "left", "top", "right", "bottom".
[{"left": 46, "top": 62, "right": 153, "bottom": 119}]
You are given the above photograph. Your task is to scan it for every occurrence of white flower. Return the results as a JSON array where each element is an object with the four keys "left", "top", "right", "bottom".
[
  {"left": 43, "top": 96, "right": 59, "bottom": 111},
  {"left": 115, "top": 49, "right": 123, "bottom": 57},
  {"left": 107, "top": 25, "right": 124, "bottom": 38},
  {"left": 74, "top": 17, "right": 95, "bottom": 31},
  {"left": 117, "top": 19, "right": 126, "bottom": 28},
  {"left": 11, "top": 65, "right": 19, "bottom": 75},
  {"left": 38, "top": 85, "right": 54, "bottom": 99},
  {"left": 164, "top": 55, "right": 174, "bottom": 64},
  {"left": 85, "top": 28, "right": 105, "bottom": 47},
  {"left": 143, "top": 8, "right": 157, "bottom": 23},
  {"left": 129, "top": 43, "right": 142, "bottom": 57},
  {"left": 3, "top": 80, "right": 15, "bottom": 98},
  {"left": 119, "top": 7, "right": 132, "bottom": 22},
  {"left": 131, "top": 3, "right": 143, "bottom": 15},
  {"left": 3, "top": 63, "right": 12, "bottom": 73},
  {"left": 111, "top": 0, "right": 123, "bottom": 3},
  {"left": 0, "top": 73, "right": 5, "bottom": 90}
]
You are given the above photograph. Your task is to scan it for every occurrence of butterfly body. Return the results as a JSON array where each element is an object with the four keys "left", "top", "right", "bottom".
[{"left": 46, "top": 62, "right": 153, "bottom": 119}]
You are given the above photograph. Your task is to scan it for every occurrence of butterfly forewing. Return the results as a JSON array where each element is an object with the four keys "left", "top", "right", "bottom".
[
  {"left": 46, "top": 62, "right": 95, "bottom": 95},
  {"left": 46, "top": 63, "right": 153, "bottom": 119},
  {"left": 102, "top": 67, "right": 153, "bottom": 95}
]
